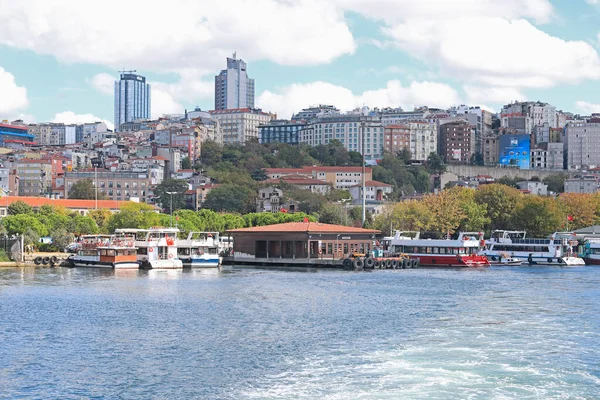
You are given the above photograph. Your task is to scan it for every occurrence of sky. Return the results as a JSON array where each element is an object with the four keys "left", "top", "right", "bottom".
[{"left": 2, "top": 0, "right": 600, "bottom": 130}]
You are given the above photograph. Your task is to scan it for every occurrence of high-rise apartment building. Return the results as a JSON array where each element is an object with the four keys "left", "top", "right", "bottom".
[
  {"left": 114, "top": 72, "right": 151, "bottom": 132},
  {"left": 214, "top": 54, "right": 255, "bottom": 110}
]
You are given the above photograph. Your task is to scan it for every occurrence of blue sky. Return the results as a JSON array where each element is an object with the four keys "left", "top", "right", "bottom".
[{"left": 1, "top": 0, "right": 600, "bottom": 128}]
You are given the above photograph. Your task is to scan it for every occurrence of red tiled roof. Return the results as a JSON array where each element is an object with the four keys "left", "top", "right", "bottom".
[
  {"left": 313, "top": 166, "right": 372, "bottom": 173},
  {"left": 350, "top": 180, "right": 393, "bottom": 188},
  {"left": 265, "top": 178, "right": 330, "bottom": 185},
  {"left": 227, "top": 222, "right": 380, "bottom": 234},
  {"left": 1, "top": 196, "right": 150, "bottom": 210},
  {"left": 0, "top": 123, "right": 28, "bottom": 131},
  {"left": 153, "top": 156, "right": 169, "bottom": 161}
]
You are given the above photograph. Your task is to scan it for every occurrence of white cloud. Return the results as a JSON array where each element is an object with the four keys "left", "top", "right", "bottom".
[
  {"left": 257, "top": 80, "right": 461, "bottom": 119},
  {"left": 463, "top": 85, "right": 526, "bottom": 106},
  {"left": 52, "top": 111, "right": 114, "bottom": 131},
  {"left": 575, "top": 101, "right": 600, "bottom": 115},
  {"left": 89, "top": 73, "right": 114, "bottom": 95},
  {"left": 150, "top": 90, "right": 184, "bottom": 120},
  {"left": 383, "top": 17, "right": 600, "bottom": 88},
  {"left": 0, "top": 66, "right": 28, "bottom": 117},
  {"left": 0, "top": 0, "right": 355, "bottom": 71}
]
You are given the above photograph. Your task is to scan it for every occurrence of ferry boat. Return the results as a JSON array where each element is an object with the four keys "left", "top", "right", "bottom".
[
  {"left": 384, "top": 231, "right": 490, "bottom": 267},
  {"left": 115, "top": 227, "right": 182, "bottom": 269},
  {"left": 67, "top": 234, "right": 139, "bottom": 269},
  {"left": 177, "top": 232, "right": 222, "bottom": 268},
  {"left": 481, "top": 230, "right": 585, "bottom": 266}
]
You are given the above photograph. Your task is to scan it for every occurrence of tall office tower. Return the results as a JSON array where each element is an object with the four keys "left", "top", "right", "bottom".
[
  {"left": 214, "top": 53, "right": 255, "bottom": 110},
  {"left": 114, "top": 71, "right": 151, "bottom": 132}
]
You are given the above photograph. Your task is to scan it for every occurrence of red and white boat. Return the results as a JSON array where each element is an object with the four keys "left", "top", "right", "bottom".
[{"left": 383, "top": 231, "right": 489, "bottom": 268}]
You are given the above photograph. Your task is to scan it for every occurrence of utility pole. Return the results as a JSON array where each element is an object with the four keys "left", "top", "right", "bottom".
[
  {"left": 166, "top": 191, "right": 176, "bottom": 227},
  {"left": 361, "top": 118, "right": 366, "bottom": 227}
]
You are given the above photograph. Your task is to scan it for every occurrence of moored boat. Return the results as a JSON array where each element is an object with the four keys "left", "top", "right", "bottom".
[
  {"left": 384, "top": 231, "right": 489, "bottom": 268},
  {"left": 67, "top": 234, "right": 139, "bottom": 269},
  {"left": 488, "top": 253, "right": 523, "bottom": 266},
  {"left": 177, "top": 232, "right": 222, "bottom": 268},
  {"left": 481, "top": 230, "right": 585, "bottom": 266},
  {"left": 115, "top": 227, "right": 183, "bottom": 269}
]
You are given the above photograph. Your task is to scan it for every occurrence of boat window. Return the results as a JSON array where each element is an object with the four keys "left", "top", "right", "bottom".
[
  {"left": 137, "top": 248, "right": 147, "bottom": 255},
  {"left": 179, "top": 248, "right": 190, "bottom": 255},
  {"left": 432, "top": 247, "right": 439, "bottom": 254},
  {"left": 343, "top": 243, "right": 348, "bottom": 254},
  {"left": 426, "top": 247, "right": 432, "bottom": 254},
  {"left": 208, "top": 248, "right": 217, "bottom": 254}
]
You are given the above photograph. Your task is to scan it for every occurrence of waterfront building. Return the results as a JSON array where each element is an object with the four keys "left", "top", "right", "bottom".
[
  {"left": 408, "top": 121, "right": 437, "bottom": 162},
  {"left": 564, "top": 177, "right": 598, "bottom": 194},
  {"left": 298, "top": 115, "right": 384, "bottom": 160},
  {"left": 114, "top": 72, "right": 151, "bottom": 132},
  {"left": 16, "top": 159, "right": 53, "bottom": 196},
  {"left": 564, "top": 121, "right": 600, "bottom": 170},
  {"left": 383, "top": 124, "right": 410, "bottom": 155},
  {"left": 292, "top": 105, "right": 340, "bottom": 121},
  {"left": 209, "top": 108, "right": 273, "bottom": 144},
  {"left": 214, "top": 54, "right": 255, "bottom": 110},
  {"left": 348, "top": 180, "right": 393, "bottom": 203},
  {"left": 259, "top": 120, "right": 306, "bottom": 144},
  {"left": 531, "top": 142, "right": 563, "bottom": 170},
  {"left": 64, "top": 170, "right": 154, "bottom": 202},
  {"left": 517, "top": 181, "right": 548, "bottom": 195},
  {"left": 438, "top": 121, "right": 474, "bottom": 164},
  {"left": 264, "top": 166, "right": 373, "bottom": 190},
  {"left": 0, "top": 196, "right": 144, "bottom": 218},
  {"left": 227, "top": 222, "right": 381, "bottom": 261}
]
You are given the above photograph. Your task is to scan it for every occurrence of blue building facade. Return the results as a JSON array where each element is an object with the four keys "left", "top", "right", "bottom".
[
  {"left": 259, "top": 120, "right": 305, "bottom": 144},
  {"left": 499, "top": 134, "right": 531, "bottom": 169},
  {"left": 114, "top": 72, "right": 151, "bottom": 132},
  {"left": 0, "top": 123, "right": 35, "bottom": 145}
]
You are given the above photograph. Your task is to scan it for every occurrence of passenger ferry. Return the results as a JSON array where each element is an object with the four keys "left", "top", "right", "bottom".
[
  {"left": 384, "top": 231, "right": 489, "bottom": 267},
  {"left": 481, "top": 230, "right": 585, "bottom": 266},
  {"left": 177, "top": 232, "right": 222, "bottom": 268},
  {"left": 67, "top": 234, "right": 139, "bottom": 269},
  {"left": 115, "top": 227, "right": 182, "bottom": 269}
]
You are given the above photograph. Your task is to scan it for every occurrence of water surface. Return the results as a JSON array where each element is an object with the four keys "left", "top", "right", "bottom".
[{"left": 1, "top": 266, "right": 599, "bottom": 399}]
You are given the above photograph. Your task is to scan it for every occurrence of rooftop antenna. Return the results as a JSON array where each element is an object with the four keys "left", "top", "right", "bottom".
[
  {"left": 233, "top": 51, "right": 236, "bottom": 59},
  {"left": 118, "top": 69, "right": 137, "bottom": 75}
]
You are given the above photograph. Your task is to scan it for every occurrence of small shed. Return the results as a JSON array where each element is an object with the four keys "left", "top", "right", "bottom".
[{"left": 227, "top": 222, "right": 381, "bottom": 260}]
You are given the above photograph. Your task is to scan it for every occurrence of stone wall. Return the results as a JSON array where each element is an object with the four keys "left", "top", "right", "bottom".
[{"left": 446, "top": 165, "right": 569, "bottom": 180}]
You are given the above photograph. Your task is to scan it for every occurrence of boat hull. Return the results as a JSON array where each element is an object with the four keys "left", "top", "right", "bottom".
[
  {"left": 584, "top": 256, "right": 600, "bottom": 265},
  {"left": 140, "top": 259, "right": 183, "bottom": 270},
  {"left": 181, "top": 256, "right": 221, "bottom": 268},
  {"left": 69, "top": 258, "right": 139, "bottom": 270},
  {"left": 412, "top": 255, "right": 489, "bottom": 268}
]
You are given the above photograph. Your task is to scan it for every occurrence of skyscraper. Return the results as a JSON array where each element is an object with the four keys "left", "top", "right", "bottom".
[
  {"left": 114, "top": 71, "right": 151, "bottom": 132},
  {"left": 214, "top": 53, "right": 255, "bottom": 110}
]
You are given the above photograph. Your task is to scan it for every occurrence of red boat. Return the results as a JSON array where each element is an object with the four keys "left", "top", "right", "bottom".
[{"left": 383, "top": 231, "right": 489, "bottom": 268}]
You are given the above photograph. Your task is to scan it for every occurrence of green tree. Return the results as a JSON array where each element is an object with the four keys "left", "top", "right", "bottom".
[
  {"left": 286, "top": 189, "right": 327, "bottom": 215},
  {"left": 203, "top": 184, "right": 256, "bottom": 214},
  {"left": 181, "top": 157, "right": 192, "bottom": 170},
  {"left": 200, "top": 140, "right": 223, "bottom": 166},
  {"left": 7, "top": 200, "right": 33, "bottom": 215},
  {"left": 23, "top": 228, "right": 40, "bottom": 247},
  {"left": 251, "top": 168, "right": 268, "bottom": 181},
  {"left": 88, "top": 209, "right": 113, "bottom": 233},
  {"left": 426, "top": 152, "right": 446, "bottom": 175},
  {"left": 3, "top": 214, "right": 48, "bottom": 236},
  {"left": 397, "top": 148, "right": 412, "bottom": 164},
  {"left": 422, "top": 189, "right": 465, "bottom": 235},
  {"left": 543, "top": 173, "right": 568, "bottom": 194},
  {"left": 452, "top": 187, "right": 490, "bottom": 232},
  {"left": 318, "top": 203, "right": 344, "bottom": 225},
  {"left": 68, "top": 178, "right": 106, "bottom": 200},
  {"left": 154, "top": 178, "right": 189, "bottom": 212},
  {"left": 107, "top": 203, "right": 162, "bottom": 232},
  {"left": 511, "top": 196, "right": 562, "bottom": 237},
  {"left": 474, "top": 184, "right": 522, "bottom": 230},
  {"left": 68, "top": 215, "right": 99, "bottom": 235},
  {"left": 51, "top": 228, "right": 74, "bottom": 251}
]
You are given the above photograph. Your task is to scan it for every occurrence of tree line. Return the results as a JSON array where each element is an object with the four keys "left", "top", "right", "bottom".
[{"left": 373, "top": 184, "right": 600, "bottom": 238}]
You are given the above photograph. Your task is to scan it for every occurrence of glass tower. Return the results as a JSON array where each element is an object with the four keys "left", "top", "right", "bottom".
[
  {"left": 114, "top": 72, "right": 151, "bottom": 132},
  {"left": 214, "top": 54, "right": 255, "bottom": 110}
]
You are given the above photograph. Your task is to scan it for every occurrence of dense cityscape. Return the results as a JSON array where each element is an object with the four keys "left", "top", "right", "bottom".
[{"left": 0, "top": 54, "right": 597, "bottom": 224}]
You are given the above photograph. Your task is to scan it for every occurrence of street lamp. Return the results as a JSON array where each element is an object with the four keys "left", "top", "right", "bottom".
[{"left": 166, "top": 191, "right": 177, "bottom": 227}]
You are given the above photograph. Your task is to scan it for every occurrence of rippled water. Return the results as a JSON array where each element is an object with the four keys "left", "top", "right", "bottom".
[{"left": 1, "top": 266, "right": 599, "bottom": 399}]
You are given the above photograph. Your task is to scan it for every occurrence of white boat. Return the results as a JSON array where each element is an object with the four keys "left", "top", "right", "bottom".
[
  {"left": 383, "top": 231, "right": 490, "bottom": 267},
  {"left": 115, "top": 227, "right": 183, "bottom": 269},
  {"left": 177, "top": 232, "right": 222, "bottom": 268},
  {"left": 481, "top": 230, "right": 585, "bottom": 266},
  {"left": 217, "top": 235, "right": 233, "bottom": 256},
  {"left": 67, "top": 234, "right": 139, "bottom": 269},
  {"left": 488, "top": 253, "right": 523, "bottom": 266}
]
